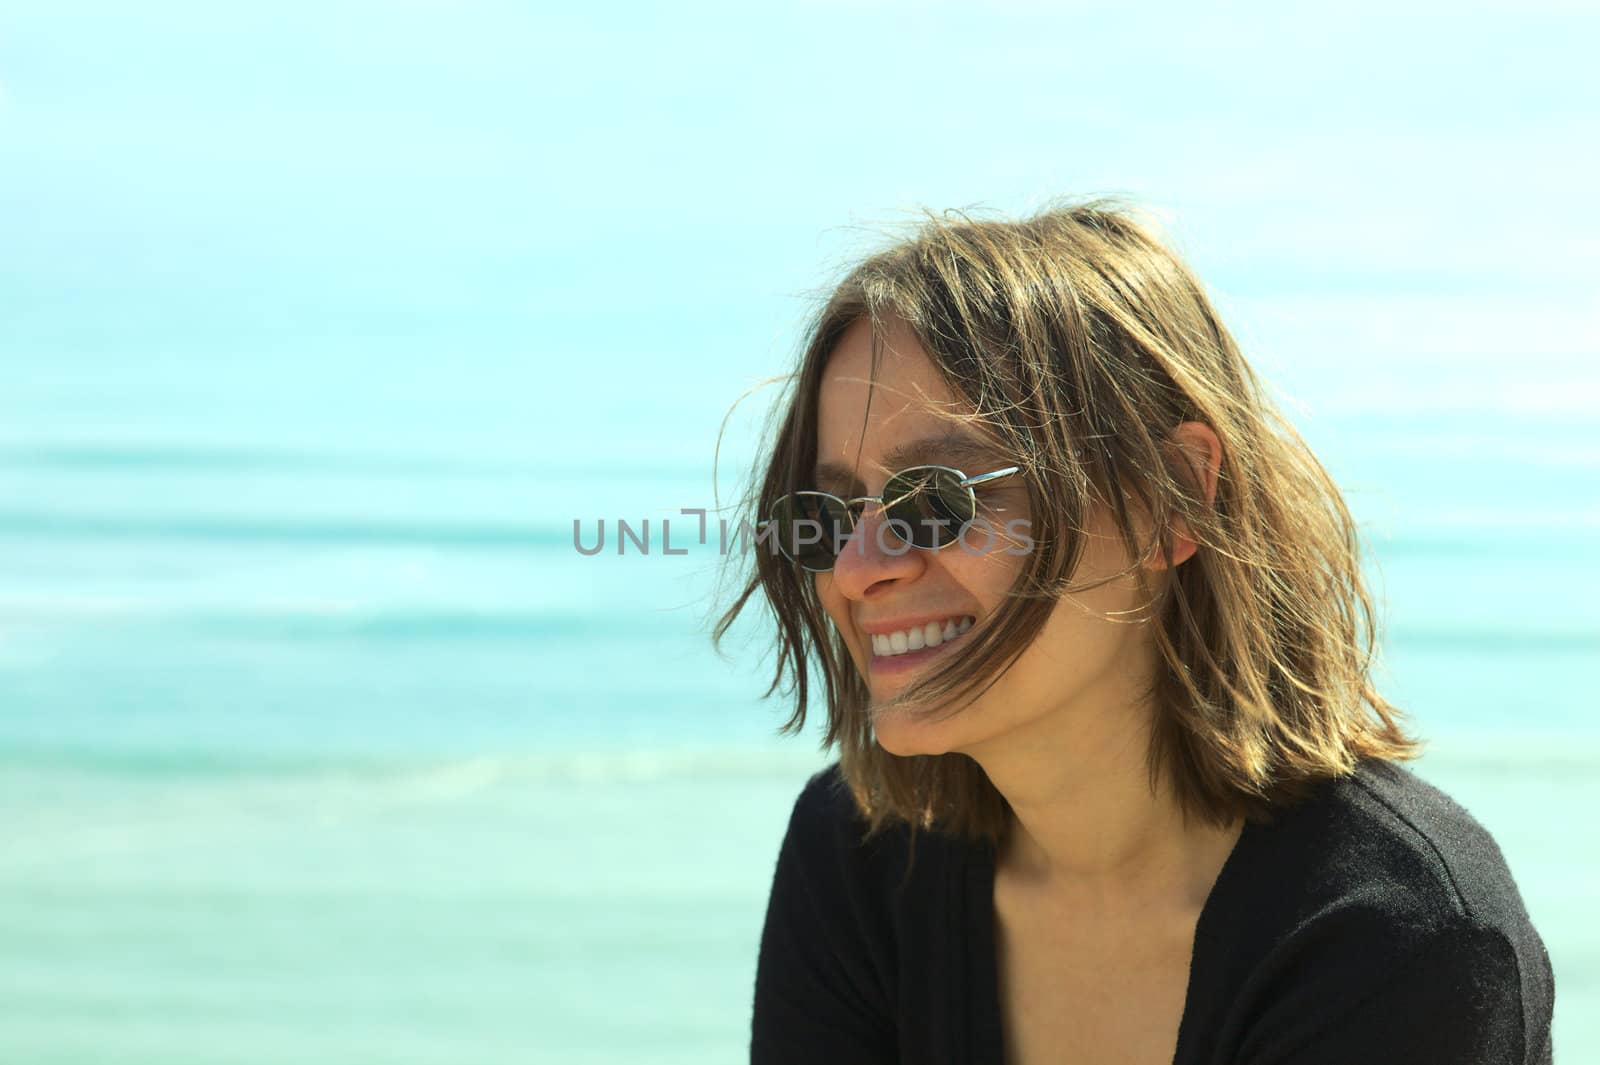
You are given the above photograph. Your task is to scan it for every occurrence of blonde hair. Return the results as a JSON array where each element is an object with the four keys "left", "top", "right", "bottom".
[{"left": 713, "top": 194, "right": 1422, "bottom": 856}]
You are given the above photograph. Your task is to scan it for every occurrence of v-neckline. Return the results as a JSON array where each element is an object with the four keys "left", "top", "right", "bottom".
[{"left": 964, "top": 816, "right": 1260, "bottom": 1065}]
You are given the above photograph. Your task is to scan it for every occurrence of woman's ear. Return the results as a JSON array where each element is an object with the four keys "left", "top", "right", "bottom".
[{"left": 1146, "top": 421, "right": 1221, "bottom": 570}]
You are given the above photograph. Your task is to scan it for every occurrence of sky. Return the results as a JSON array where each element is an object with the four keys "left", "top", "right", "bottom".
[{"left": 1, "top": 0, "right": 1595, "bottom": 557}]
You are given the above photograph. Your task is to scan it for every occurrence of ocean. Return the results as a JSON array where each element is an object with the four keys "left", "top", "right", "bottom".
[{"left": 0, "top": 359, "right": 1594, "bottom": 1061}]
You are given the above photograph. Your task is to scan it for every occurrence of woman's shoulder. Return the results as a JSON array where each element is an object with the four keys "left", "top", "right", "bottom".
[
  {"left": 786, "top": 760, "right": 859, "bottom": 828},
  {"left": 1335, "top": 757, "right": 1536, "bottom": 927},
  {"left": 780, "top": 761, "right": 917, "bottom": 865},
  {"left": 1264, "top": 756, "right": 1540, "bottom": 937},
  {"left": 1228, "top": 755, "right": 1550, "bottom": 960},
  {"left": 780, "top": 761, "right": 871, "bottom": 856},
  {"left": 1194, "top": 756, "right": 1555, "bottom": 1063},
  {"left": 776, "top": 760, "right": 969, "bottom": 898}
]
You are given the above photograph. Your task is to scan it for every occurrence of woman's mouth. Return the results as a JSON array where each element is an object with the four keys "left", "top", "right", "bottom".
[{"left": 867, "top": 615, "right": 976, "bottom": 675}]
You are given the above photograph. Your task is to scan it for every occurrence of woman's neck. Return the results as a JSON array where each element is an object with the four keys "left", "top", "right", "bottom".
[{"left": 973, "top": 703, "right": 1242, "bottom": 915}]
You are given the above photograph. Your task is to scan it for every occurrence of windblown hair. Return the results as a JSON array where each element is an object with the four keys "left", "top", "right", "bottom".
[{"left": 712, "top": 194, "right": 1422, "bottom": 859}]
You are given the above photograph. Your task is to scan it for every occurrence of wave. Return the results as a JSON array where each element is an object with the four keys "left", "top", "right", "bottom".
[
  {"left": 1360, "top": 527, "right": 1600, "bottom": 557},
  {"left": 1385, "top": 625, "right": 1600, "bottom": 653},
  {"left": 0, "top": 744, "right": 831, "bottom": 783},
  {"left": 0, "top": 603, "right": 723, "bottom": 642},
  {"left": 2, "top": 737, "right": 1598, "bottom": 783},
  {"left": 0, "top": 511, "right": 762, "bottom": 553},
  {"left": 0, "top": 443, "right": 704, "bottom": 480},
  {"left": 0, "top": 510, "right": 578, "bottom": 549}
]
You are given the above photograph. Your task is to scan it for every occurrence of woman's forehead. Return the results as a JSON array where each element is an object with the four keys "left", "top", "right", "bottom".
[
  {"left": 813, "top": 428, "right": 1009, "bottom": 494},
  {"left": 816, "top": 321, "right": 966, "bottom": 452},
  {"left": 814, "top": 366, "right": 1001, "bottom": 495}
]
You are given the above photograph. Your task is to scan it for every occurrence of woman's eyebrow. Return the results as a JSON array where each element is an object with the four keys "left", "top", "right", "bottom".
[{"left": 814, "top": 432, "right": 1006, "bottom": 492}]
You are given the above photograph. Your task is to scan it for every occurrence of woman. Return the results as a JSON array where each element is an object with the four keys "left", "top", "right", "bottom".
[{"left": 715, "top": 198, "right": 1554, "bottom": 1065}]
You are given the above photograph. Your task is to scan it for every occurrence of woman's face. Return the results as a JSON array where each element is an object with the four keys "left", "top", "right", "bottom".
[{"left": 813, "top": 316, "right": 1164, "bottom": 760}]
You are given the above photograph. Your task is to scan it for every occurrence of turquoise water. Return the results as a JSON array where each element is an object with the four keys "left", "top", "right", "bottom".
[
  {"left": 4, "top": 1, "right": 1598, "bottom": 1061},
  {"left": 1, "top": 382, "right": 1595, "bottom": 1062}
]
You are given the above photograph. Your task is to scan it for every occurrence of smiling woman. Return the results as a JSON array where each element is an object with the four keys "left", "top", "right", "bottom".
[{"left": 714, "top": 197, "right": 1554, "bottom": 1065}]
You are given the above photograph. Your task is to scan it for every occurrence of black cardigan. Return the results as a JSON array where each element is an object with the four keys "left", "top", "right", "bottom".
[{"left": 750, "top": 757, "right": 1554, "bottom": 1064}]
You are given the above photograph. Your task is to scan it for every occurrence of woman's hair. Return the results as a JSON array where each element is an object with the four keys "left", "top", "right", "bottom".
[{"left": 712, "top": 194, "right": 1423, "bottom": 856}]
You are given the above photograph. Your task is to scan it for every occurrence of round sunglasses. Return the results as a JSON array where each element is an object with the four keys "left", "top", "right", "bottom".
[{"left": 759, "top": 464, "right": 1022, "bottom": 572}]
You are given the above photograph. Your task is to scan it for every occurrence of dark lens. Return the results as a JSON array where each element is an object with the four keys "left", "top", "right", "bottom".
[
  {"left": 769, "top": 492, "right": 853, "bottom": 570},
  {"left": 883, "top": 467, "right": 974, "bottom": 549}
]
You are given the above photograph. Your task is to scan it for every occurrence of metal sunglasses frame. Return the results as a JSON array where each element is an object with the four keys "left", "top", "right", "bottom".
[{"left": 759, "top": 463, "right": 1023, "bottom": 572}]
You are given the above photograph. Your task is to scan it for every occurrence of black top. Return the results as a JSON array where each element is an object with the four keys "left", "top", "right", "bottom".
[{"left": 750, "top": 757, "right": 1554, "bottom": 1065}]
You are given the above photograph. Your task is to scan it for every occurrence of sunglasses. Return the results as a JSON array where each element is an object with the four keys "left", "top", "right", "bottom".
[{"left": 758, "top": 464, "right": 1022, "bottom": 572}]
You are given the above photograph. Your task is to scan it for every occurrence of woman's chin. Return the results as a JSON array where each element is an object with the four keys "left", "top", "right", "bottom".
[{"left": 870, "top": 702, "right": 964, "bottom": 758}]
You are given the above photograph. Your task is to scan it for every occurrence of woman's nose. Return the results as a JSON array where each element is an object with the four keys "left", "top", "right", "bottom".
[{"left": 828, "top": 504, "right": 925, "bottom": 598}]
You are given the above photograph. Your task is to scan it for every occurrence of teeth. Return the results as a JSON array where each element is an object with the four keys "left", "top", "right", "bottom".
[{"left": 871, "top": 616, "right": 975, "bottom": 658}]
